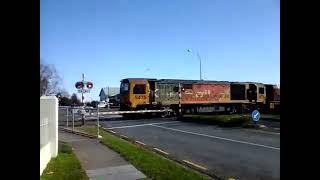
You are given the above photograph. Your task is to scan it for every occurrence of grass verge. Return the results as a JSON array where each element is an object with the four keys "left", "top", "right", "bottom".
[
  {"left": 78, "top": 126, "right": 211, "bottom": 180},
  {"left": 180, "top": 114, "right": 251, "bottom": 127},
  {"left": 260, "top": 114, "right": 280, "bottom": 122},
  {"left": 40, "top": 142, "right": 88, "bottom": 180}
]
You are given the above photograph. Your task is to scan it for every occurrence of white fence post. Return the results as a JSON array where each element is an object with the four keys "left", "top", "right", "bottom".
[{"left": 66, "top": 107, "right": 69, "bottom": 127}]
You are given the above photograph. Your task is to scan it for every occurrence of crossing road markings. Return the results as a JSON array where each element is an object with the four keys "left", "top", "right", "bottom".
[{"left": 182, "top": 160, "right": 207, "bottom": 171}]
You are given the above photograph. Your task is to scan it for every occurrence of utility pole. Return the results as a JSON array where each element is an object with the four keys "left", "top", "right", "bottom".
[
  {"left": 196, "top": 52, "right": 202, "bottom": 81},
  {"left": 82, "top": 73, "right": 85, "bottom": 106},
  {"left": 178, "top": 83, "right": 182, "bottom": 116},
  {"left": 187, "top": 49, "right": 203, "bottom": 80},
  {"left": 81, "top": 73, "right": 85, "bottom": 125}
]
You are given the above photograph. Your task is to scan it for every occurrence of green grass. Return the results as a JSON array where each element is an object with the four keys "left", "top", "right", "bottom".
[
  {"left": 40, "top": 142, "right": 88, "bottom": 180},
  {"left": 181, "top": 114, "right": 251, "bottom": 127},
  {"left": 260, "top": 114, "right": 280, "bottom": 122},
  {"left": 78, "top": 126, "right": 210, "bottom": 180}
]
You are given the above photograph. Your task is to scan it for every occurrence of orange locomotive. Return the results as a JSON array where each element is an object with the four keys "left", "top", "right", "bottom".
[{"left": 119, "top": 78, "right": 279, "bottom": 114}]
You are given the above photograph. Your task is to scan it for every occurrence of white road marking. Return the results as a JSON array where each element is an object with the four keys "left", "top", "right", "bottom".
[
  {"left": 106, "top": 121, "right": 180, "bottom": 130},
  {"left": 151, "top": 124, "right": 280, "bottom": 151},
  {"left": 135, "top": 141, "right": 146, "bottom": 146},
  {"left": 182, "top": 160, "right": 207, "bottom": 171},
  {"left": 246, "top": 129, "right": 280, "bottom": 135},
  {"left": 153, "top": 148, "right": 169, "bottom": 155},
  {"left": 120, "top": 135, "right": 128, "bottom": 138}
]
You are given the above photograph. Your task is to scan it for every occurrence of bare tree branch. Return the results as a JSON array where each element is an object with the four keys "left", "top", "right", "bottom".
[{"left": 40, "top": 63, "right": 64, "bottom": 96}]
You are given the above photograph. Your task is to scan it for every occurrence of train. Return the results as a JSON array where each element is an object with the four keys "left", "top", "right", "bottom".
[{"left": 119, "top": 78, "right": 280, "bottom": 114}]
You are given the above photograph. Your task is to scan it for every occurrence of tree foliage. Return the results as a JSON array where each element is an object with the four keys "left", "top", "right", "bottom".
[
  {"left": 59, "top": 97, "right": 73, "bottom": 106},
  {"left": 86, "top": 100, "right": 98, "bottom": 108},
  {"left": 71, "top": 93, "right": 81, "bottom": 105}
]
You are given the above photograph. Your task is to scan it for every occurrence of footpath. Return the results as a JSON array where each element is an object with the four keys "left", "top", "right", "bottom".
[{"left": 59, "top": 130, "right": 146, "bottom": 180}]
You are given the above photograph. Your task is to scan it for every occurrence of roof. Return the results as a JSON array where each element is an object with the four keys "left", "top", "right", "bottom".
[
  {"left": 156, "top": 79, "right": 266, "bottom": 85},
  {"left": 121, "top": 78, "right": 270, "bottom": 86},
  {"left": 121, "top": 78, "right": 157, "bottom": 82},
  {"left": 156, "top": 79, "right": 229, "bottom": 84},
  {"left": 99, "top": 87, "right": 120, "bottom": 97}
]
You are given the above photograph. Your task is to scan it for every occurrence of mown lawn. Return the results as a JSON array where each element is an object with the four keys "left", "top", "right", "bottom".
[
  {"left": 78, "top": 126, "right": 211, "bottom": 180},
  {"left": 40, "top": 142, "right": 88, "bottom": 180},
  {"left": 181, "top": 114, "right": 251, "bottom": 127}
]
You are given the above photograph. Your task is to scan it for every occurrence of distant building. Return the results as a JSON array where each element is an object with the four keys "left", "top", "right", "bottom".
[{"left": 99, "top": 87, "right": 120, "bottom": 102}]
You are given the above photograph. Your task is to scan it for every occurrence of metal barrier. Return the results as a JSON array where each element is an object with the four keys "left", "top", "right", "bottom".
[
  {"left": 59, "top": 106, "right": 100, "bottom": 136},
  {"left": 59, "top": 106, "right": 173, "bottom": 118},
  {"left": 59, "top": 106, "right": 173, "bottom": 138}
]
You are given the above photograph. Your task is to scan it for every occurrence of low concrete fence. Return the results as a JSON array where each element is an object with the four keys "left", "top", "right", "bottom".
[{"left": 40, "top": 96, "right": 58, "bottom": 175}]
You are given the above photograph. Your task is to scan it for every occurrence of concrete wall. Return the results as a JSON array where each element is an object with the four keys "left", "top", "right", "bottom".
[{"left": 40, "top": 96, "right": 58, "bottom": 175}]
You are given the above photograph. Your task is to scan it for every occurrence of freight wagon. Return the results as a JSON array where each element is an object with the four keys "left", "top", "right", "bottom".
[{"left": 119, "top": 78, "right": 279, "bottom": 114}]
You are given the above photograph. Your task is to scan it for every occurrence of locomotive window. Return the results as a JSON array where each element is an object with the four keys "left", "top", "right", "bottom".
[
  {"left": 120, "top": 82, "right": 129, "bottom": 93},
  {"left": 133, "top": 84, "right": 146, "bottom": 94},
  {"left": 259, "top": 88, "right": 265, "bottom": 94}
]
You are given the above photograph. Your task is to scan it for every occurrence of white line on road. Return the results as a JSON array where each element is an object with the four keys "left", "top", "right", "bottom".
[
  {"left": 182, "top": 160, "right": 207, "bottom": 171},
  {"left": 106, "top": 121, "right": 180, "bottom": 130},
  {"left": 246, "top": 129, "right": 280, "bottom": 135},
  {"left": 151, "top": 124, "right": 280, "bottom": 151},
  {"left": 120, "top": 135, "right": 128, "bottom": 138},
  {"left": 153, "top": 148, "right": 169, "bottom": 155},
  {"left": 135, "top": 141, "right": 146, "bottom": 146}
]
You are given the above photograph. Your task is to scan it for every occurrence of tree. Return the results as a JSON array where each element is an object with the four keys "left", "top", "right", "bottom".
[
  {"left": 40, "top": 63, "right": 63, "bottom": 96},
  {"left": 86, "top": 100, "right": 98, "bottom": 108},
  {"left": 59, "top": 97, "right": 72, "bottom": 106},
  {"left": 58, "top": 89, "right": 70, "bottom": 98},
  {"left": 71, "top": 93, "right": 81, "bottom": 106}
]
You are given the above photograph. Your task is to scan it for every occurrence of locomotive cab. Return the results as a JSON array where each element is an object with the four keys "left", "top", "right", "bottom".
[
  {"left": 120, "top": 79, "right": 130, "bottom": 110},
  {"left": 120, "top": 78, "right": 151, "bottom": 110}
]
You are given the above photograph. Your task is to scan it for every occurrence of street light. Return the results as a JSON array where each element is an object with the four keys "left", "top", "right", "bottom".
[{"left": 187, "top": 49, "right": 202, "bottom": 80}]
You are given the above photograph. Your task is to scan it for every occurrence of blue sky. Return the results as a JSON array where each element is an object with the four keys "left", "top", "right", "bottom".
[{"left": 40, "top": 0, "right": 279, "bottom": 101}]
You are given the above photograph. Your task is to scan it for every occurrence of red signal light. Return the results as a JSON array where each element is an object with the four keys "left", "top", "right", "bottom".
[
  {"left": 75, "top": 82, "right": 84, "bottom": 89},
  {"left": 87, "top": 82, "right": 93, "bottom": 89}
]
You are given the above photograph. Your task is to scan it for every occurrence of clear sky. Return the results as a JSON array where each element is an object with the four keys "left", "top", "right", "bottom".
[{"left": 40, "top": 0, "right": 279, "bottom": 101}]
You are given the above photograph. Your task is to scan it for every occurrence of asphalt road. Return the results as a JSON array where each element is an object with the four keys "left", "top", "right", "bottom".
[{"left": 98, "top": 118, "right": 280, "bottom": 180}]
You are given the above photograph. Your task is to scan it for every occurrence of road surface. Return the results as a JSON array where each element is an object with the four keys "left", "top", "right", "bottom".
[{"left": 98, "top": 118, "right": 280, "bottom": 180}]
